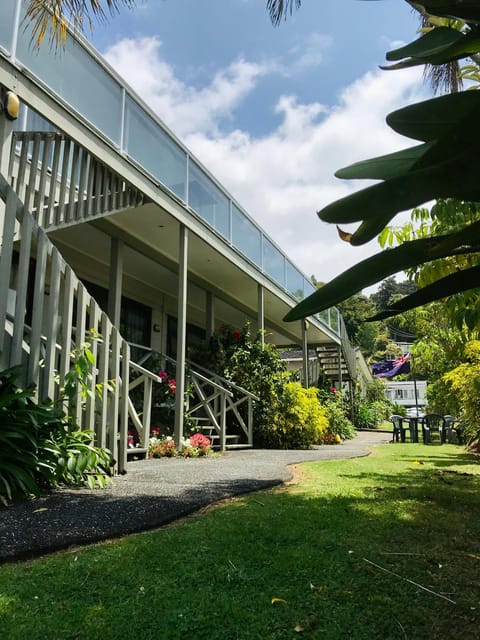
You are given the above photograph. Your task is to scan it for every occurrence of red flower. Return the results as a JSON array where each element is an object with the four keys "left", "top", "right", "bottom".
[{"left": 233, "top": 330, "right": 241, "bottom": 340}]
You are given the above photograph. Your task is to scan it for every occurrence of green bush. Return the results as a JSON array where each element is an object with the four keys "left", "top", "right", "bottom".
[
  {"left": 0, "top": 348, "right": 113, "bottom": 504},
  {"left": 265, "top": 382, "right": 328, "bottom": 449},
  {"left": 355, "top": 398, "right": 392, "bottom": 429},
  {"left": 318, "top": 389, "right": 356, "bottom": 443},
  {"left": 189, "top": 323, "right": 291, "bottom": 445},
  {"left": 0, "top": 367, "right": 61, "bottom": 504}
]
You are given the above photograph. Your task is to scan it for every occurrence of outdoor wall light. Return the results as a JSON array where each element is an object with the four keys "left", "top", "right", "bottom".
[{"left": 3, "top": 90, "right": 19, "bottom": 120}]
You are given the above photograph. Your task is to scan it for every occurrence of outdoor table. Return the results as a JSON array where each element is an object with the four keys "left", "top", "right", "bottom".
[{"left": 408, "top": 417, "right": 421, "bottom": 443}]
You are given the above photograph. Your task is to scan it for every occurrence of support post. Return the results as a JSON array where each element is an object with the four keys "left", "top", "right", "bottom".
[
  {"left": 206, "top": 290, "right": 215, "bottom": 339},
  {"left": 301, "top": 320, "right": 309, "bottom": 388},
  {"left": 337, "top": 345, "right": 343, "bottom": 391},
  {"left": 257, "top": 284, "right": 265, "bottom": 348},
  {"left": 107, "top": 238, "right": 123, "bottom": 327},
  {"left": 0, "top": 108, "right": 14, "bottom": 233},
  {"left": 174, "top": 224, "right": 188, "bottom": 447}
]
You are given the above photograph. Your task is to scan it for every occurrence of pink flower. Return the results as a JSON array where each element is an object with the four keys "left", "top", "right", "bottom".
[
  {"left": 330, "top": 386, "right": 337, "bottom": 394},
  {"left": 190, "top": 433, "right": 211, "bottom": 449},
  {"left": 168, "top": 379, "right": 176, "bottom": 393},
  {"left": 157, "top": 370, "right": 168, "bottom": 382}
]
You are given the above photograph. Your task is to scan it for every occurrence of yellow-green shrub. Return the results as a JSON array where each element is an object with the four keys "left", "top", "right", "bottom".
[{"left": 267, "top": 382, "right": 329, "bottom": 449}]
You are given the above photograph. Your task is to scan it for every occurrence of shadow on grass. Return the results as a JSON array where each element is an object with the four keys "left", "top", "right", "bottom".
[{"left": 0, "top": 444, "right": 479, "bottom": 639}]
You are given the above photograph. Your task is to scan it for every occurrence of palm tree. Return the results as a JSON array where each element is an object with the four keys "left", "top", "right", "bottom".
[
  {"left": 266, "top": 0, "right": 302, "bottom": 27},
  {"left": 26, "top": 1, "right": 135, "bottom": 45}
]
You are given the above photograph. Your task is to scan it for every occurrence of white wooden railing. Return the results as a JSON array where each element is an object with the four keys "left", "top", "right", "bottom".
[
  {"left": 129, "top": 348, "right": 257, "bottom": 451},
  {"left": 10, "top": 131, "right": 144, "bottom": 230},
  {"left": 0, "top": 172, "right": 131, "bottom": 472}
]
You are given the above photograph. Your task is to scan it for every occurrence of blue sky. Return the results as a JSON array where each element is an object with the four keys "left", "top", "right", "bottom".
[{"left": 89, "top": 0, "right": 427, "bottom": 288}]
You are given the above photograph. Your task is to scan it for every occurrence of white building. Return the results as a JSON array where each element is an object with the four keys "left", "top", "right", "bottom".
[{"left": 384, "top": 380, "right": 427, "bottom": 409}]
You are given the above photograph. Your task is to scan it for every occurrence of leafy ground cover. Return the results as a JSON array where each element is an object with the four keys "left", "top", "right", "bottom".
[{"left": 0, "top": 443, "right": 479, "bottom": 639}]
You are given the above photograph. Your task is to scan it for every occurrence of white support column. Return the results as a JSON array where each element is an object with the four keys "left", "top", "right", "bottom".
[
  {"left": 205, "top": 290, "right": 215, "bottom": 339},
  {"left": 301, "top": 320, "right": 309, "bottom": 388},
  {"left": 257, "top": 284, "right": 265, "bottom": 348},
  {"left": 174, "top": 224, "right": 188, "bottom": 447},
  {"left": 107, "top": 237, "right": 123, "bottom": 327}
]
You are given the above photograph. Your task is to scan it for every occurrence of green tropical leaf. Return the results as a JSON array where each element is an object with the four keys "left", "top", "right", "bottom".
[
  {"left": 386, "top": 27, "right": 464, "bottom": 62},
  {"left": 335, "top": 143, "right": 433, "bottom": 180},
  {"left": 415, "top": 0, "right": 480, "bottom": 24},
  {"left": 381, "top": 28, "right": 480, "bottom": 69},
  {"left": 386, "top": 91, "right": 480, "bottom": 142},
  {"left": 284, "top": 222, "right": 480, "bottom": 322}
]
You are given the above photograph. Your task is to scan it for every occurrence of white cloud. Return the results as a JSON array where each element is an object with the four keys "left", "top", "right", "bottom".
[
  {"left": 104, "top": 36, "right": 269, "bottom": 137},
  {"left": 285, "top": 32, "right": 333, "bottom": 72},
  {"left": 104, "top": 36, "right": 426, "bottom": 286}
]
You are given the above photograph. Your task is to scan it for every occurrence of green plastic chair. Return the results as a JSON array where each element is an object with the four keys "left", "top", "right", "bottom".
[{"left": 422, "top": 413, "right": 444, "bottom": 444}]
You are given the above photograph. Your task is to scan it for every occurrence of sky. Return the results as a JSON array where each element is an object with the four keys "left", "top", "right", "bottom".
[{"left": 88, "top": 0, "right": 429, "bottom": 290}]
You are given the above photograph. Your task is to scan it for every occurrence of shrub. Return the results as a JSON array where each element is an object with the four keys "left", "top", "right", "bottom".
[
  {"left": 318, "top": 389, "right": 356, "bottom": 443},
  {"left": 189, "top": 322, "right": 292, "bottom": 445},
  {"left": 264, "top": 382, "right": 328, "bottom": 449},
  {"left": 0, "top": 367, "right": 61, "bottom": 503},
  {"left": 443, "top": 341, "right": 480, "bottom": 449},
  {"left": 0, "top": 340, "right": 114, "bottom": 504},
  {"left": 354, "top": 399, "right": 392, "bottom": 429}
]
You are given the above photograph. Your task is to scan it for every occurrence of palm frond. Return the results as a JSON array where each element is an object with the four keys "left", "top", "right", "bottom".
[
  {"left": 25, "top": 1, "right": 135, "bottom": 46},
  {"left": 266, "top": 0, "right": 302, "bottom": 27}
]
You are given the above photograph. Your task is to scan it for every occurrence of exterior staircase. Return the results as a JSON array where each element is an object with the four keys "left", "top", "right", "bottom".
[{"left": 0, "top": 129, "right": 255, "bottom": 472}]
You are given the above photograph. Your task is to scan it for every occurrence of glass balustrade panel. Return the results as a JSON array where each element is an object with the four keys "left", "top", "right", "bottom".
[
  {"left": 16, "top": 16, "right": 122, "bottom": 144},
  {"left": 231, "top": 204, "right": 261, "bottom": 265},
  {"left": 188, "top": 161, "right": 229, "bottom": 239},
  {"left": 286, "top": 261, "right": 304, "bottom": 301},
  {"left": 262, "top": 237, "right": 285, "bottom": 288},
  {"left": 0, "top": 2, "right": 16, "bottom": 53},
  {"left": 124, "top": 96, "right": 187, "bottom": 200}
]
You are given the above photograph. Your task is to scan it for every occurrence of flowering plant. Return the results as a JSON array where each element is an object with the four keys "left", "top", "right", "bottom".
[
  {"left": 148, "top": 431, "right": 212, "bottom": 458},
  {"left": 149, "top": 434, "right": 177, "bottom": 458},
  {"left": 180, "top": 433, "right": 212, "bottom": 457}
]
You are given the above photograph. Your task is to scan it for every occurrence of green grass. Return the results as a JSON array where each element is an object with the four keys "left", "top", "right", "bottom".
[{"left": 1, "top": 443, "right": 480, "bottom": 639}]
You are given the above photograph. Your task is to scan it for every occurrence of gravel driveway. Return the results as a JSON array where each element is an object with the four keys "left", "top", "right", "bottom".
[{"left": 0, "top": 430, "right": 390, "bottom": 562}]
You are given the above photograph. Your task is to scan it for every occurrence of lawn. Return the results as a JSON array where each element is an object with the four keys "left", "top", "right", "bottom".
[{"left": 0, "top": 442, "right": 479, "bottom": 639}]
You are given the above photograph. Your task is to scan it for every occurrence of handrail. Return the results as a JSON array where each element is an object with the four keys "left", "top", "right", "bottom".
[
  {"left": 126, "top": 345, "right": 255, "bottom": 450},
  {"left": 129, "top": 361, "right": 166, "bottom": 384},
  {"left": 186, "top": 358, "right": 259, "bottom": 401}
]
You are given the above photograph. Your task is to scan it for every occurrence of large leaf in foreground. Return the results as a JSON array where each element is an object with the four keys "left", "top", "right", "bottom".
[
  {"left": 386, "top": 91, "right": 480, "bottom": 142},
  {"left": 381, "top": 27, "right": 480, "bottom": 69},
  {"left": 283, "top": 222, "right": 480, "bottom": 321}
]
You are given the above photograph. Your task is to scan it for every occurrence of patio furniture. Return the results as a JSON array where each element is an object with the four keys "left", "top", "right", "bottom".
[
  {"left": 407, "top": 417, "right": 420, "bottom": 443},
  {"left": 390, "top": 415, "right": 407, "bottom": 443},
  {"left": 422, "top": 413, "right": 444, "bottom": 444},
  {"left": 443, "top": 415, "right": 457, "bottom": 443}
]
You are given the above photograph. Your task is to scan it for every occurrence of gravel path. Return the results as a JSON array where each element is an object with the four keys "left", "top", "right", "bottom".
[{"left": 0, "top": 431, "right": 391, "bottom": 562}]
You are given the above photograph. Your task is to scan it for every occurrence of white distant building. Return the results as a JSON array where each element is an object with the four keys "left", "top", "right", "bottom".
[{"left": 384, "top": 380, "right": 427, "bottom": 408}]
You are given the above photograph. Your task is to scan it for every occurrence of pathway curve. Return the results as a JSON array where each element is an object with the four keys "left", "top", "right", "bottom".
[{"left": 0, "top": 431, "right": 390, "bottom": 562}]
